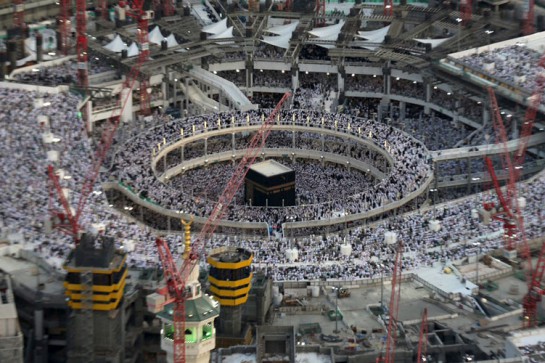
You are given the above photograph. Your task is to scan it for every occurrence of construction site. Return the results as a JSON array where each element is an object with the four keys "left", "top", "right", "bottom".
[{"left": 1, "top": 0, "right": 545, "bottom": 362}]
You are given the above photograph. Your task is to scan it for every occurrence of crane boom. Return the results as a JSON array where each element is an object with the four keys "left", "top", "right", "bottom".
[
  {"left": 179, "top": 92, "right": 291, "bottom": 278},
  {"left": 484, "top": 53, "right": 545, "bottom": 328},
  {"left": 49, "top": 0, "right": 151, "bottom": 242},
  {"left": 155, "top": 92, "right": 291, "bottom": 363},
  {"left": 384, "top": 241, "right": 403, "bottom": 363},
  {"left": 417, "top": 308, "right": 428, "bottom": 363}
]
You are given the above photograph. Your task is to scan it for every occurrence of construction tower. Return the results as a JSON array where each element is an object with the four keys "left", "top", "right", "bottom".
[
  {"left": 207, "top": 247, "right": 253, "bottom": 345},
  {"left": 63, "top": 233, "right": 128, "bottom": 363}
]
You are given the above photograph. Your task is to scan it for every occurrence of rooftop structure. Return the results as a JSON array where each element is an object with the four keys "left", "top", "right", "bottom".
[{"left": 0, "top": 273, "right": 23, "bottom": 363}]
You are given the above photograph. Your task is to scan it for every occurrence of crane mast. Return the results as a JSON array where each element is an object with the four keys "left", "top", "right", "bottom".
[
  {"left": 48, "top": 0, "right": 152, "bottom": 242},
  {"left": 376, "top": 240, "right": 403, "bottom": 363},
  {"left": 155, "top": 93, "right": 291, "bottom": 363},
  {"left": 484, "top": 55, "right": 545, "bottom": 327},
  {"left": 417, "top": 308, "right": 428, "bottom": 363}
]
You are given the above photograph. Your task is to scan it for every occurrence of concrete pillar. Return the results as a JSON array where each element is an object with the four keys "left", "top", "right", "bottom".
[
  {"left": 120, "top": 88, "right": 133, "bottom": 123},
  {"left": 424, "top": 82, "right": 432, "bottom": 115},
  {"left": 291, "top": 66, "right": 299, "bottom": 89},
  {"left": 292, "top": 131, "right": 296, "bottom": 148},
  {"left": 204, "top": 137, "right": 208, "bottom": 156},
  {"left": 399, "top": 101, "right": 406, "bottom": 121},
  {"left": 482, "top": 103, "right": 489, "bottom": 125},
  {"left": 232, "top": 133, "right": 236, "bottom": 152},
  {"left": 338, "top": 65, "right": 345, "bottom": 93},
  {"left": 382, "top": 66, "right": 391, "bottom": 95}
]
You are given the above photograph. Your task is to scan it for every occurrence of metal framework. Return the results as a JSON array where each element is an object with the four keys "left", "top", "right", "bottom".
[
  {"left": 163, "top": 0, "right": 175, "bottom": 17},
  {"left": 384, "top": 0, "right": 393, "bottom": 17},
  {"left": 76, "top": 0, "right": 88, "bottom": 88},
  {"left": 460, "top": 0, "right": 471, "bottom": 25},
  {"left": 417, "top": 308, "right": 428, "bottom": 363},
  {"left": 316, "top": 0, "right": 326, "bottom": 26},
  {"left": 135, "top": 11, "right": 151, "bottom": 115},
  {"left": 523, "top": 0, "right": 535, "bottom": 35},
  {"left": 13, "top": 0, "right": 25, "bottom": 30},
  {"left": 484, "top": 58, "right": 545, "bottom": 327},
  {"left": 376, "top": 241, "right": 403, "bottom": 363},
  {"left": 48, "top": 0, "right": 152, "bottom": 242},
  {"left": 99, "top": 0, "right": 108, "bottom": 20},
  {"left": 155, "top": 92, "right": 291, "bottom": 363}
]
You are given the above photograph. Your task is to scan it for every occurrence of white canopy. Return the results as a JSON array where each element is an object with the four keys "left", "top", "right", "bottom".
[
  {"left": 313, "top": 33, "right": 338, "bottom": 49},
  {"left": 127, "top": 42, "right": 139, "bottom": 57},
  {"left": 356, "top": 25, "right": 390, "bottom": 43},
  {"left": 209, "top": 26, "right": 233, "bottom": 39},
  {"left": 265, "top": 21, "right": 299, "bottom": 35},
  {"left": 166, "top": 33, "right": 179, "bottom": 48},
  {"left": 104, "top": 34, "right": 126, "bottom": 52},
  {"left": 414, "top": 37, "right": 453, "bottom": 49},
  {"left": 308, "top": 20, "right": 345, "bottom": 38},
  {"left": 202, "top": 18, "right": 228, "bottom": 35},
  {"left": 261, "top": 33, "right": 291, "bottom": 49},
  {"left": 149, "top": 26, "right": 165, "bottom": 45}
]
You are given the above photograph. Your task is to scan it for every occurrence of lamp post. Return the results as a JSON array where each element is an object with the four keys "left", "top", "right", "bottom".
[
  {"left": 332, "top": 286, "right": 340, "bottom": 333},
  {"left": 485, "top": 30, "right": 494, "bottom": 53},
  {"left": 456, "top": 18, "right": 463, "bottom": 51},
  {"left": 380, "top": 263, "right": 385, "bottom": 315},
  {"left": 473, "top": 242, "right": 481, "bottom": 288}
]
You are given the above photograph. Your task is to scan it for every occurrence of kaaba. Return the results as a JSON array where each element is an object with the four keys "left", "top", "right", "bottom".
[{"left": 245, "top": 160, "right": 295, "bottom": 207}]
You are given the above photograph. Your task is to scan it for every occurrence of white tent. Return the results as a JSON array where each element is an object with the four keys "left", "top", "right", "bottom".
[
  {"left": 261, "top": 33, "right": 291, "bottom": 49},
  {"left": 313, "top": 33, "right": 338, "bottom": 49},
  {"left": 149, "top": 26, "right": 165, "bottom": 45},
  {"left": 265, "top": 21, "right": 299, "bottom": 35},
  {"left": 308, "top": 20, "right": 345, "bottom": 38},
  {"left": 356, "top": 25, "right": 390, "bottom": 43},
  {"left": 127, "top": 42, "right": 139, "bottom": 57},
  {"left": 209, "top": 26, "right": 233, "bottom": 39},
  {"left": 165, "top": 33, "right": 179, "bottom": 48},
  {"left": 202, "top": 18, "right": 228, "bottom": 35},
  {"left": 414, "top": 37, "right": 453, "bottom": 49},
  {"left": 104, "top": 34, "right": 126, "bottom": 52}
]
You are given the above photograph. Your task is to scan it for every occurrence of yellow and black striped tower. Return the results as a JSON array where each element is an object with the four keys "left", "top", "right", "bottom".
[
  {"left": 63, "top": 232, "right": 128, "bottom": 363},
  {"left": 207, "top": 247, "right": 253, "bottom": 337}
]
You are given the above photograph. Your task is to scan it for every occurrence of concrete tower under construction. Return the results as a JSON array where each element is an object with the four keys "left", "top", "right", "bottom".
[
  {"left": 207, "top": 247, "right": 253, "bottom": 344},
  {"left": 63, "top": 233, "right": 128, "bottom": 363}
]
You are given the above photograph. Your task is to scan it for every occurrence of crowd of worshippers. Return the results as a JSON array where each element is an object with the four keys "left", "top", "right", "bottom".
[
  {"left": 12, "top": 52, "right": 117, "bottom": 86},
  {"left": 110, "top": 108, "right": 432, "bottom": 225},
  {"left": 458, "top": 44, "right": 543, "bottom": 91},
  {"left": 2, "top": 87, "right": 544, "bottom": 281},
  {"left": 169, "top": 158, "right": 378, "bottom": 206}
]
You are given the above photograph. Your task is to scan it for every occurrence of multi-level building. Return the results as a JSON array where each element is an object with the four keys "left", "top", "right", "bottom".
[{"left": 0, "top": 272, "right": 23, "bottom": 363}]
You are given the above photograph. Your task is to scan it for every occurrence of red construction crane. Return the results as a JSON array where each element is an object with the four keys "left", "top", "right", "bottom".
[
  {"left": 460, "top": 0, "right": 472, "bottom": 25},
  {"left": 163, "top": 0, "right": 175, "bottom": 17},
  {"left": 76, "top": 0, "right": 88, "bottom": 88},
  {"left": 155, "top": 92, "right": 291, "bottom": 363},
  {"left": 417, "top": 308, "right": 428, "bottom": 363},
  {"left": 48, "top": 0, "right": 153, "bottom": 242},
  {"left": 316, "top": 0, "right": 326, "bottom": 26},
  {"left": 384, "top": 0, "right": 393, "bottom": 17},
  {"left": 377, "top": 240, "right": 403, "bottom": 363},
  {"left": 523, "top": 0, "right": 535, "bottom": 35},
  {"left": 12, "top": 0, "right": 25, "bottom": 30},
  {"left": 99, "top": 0, "right": 108, "bottom": 20},
  {"left": 484, "top": 55, "right": 545, "bottom": 327},
  {"left": 58, "top": 0, "right": 70, "bottom": 55}
]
